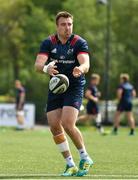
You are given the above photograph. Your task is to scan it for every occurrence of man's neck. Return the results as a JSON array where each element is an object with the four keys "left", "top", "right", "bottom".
[{"left": 57, "top": 34, "right": 70, "bottom": 44}]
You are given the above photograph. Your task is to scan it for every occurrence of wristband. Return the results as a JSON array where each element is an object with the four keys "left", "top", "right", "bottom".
[
  {"left": 43, "top": 65, "right": 48, "bottom": 73},
  {"left": 43, "top": 61, "right": 56, "bottom": 73}
]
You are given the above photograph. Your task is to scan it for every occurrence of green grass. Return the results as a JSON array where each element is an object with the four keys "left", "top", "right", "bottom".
[{"left": 0, "top": 126, "right": 138, "bottom": 179}]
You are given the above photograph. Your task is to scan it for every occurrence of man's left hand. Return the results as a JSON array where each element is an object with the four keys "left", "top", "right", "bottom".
[{"left": 73, "top": 66, "right": 84, "bottom": 78}]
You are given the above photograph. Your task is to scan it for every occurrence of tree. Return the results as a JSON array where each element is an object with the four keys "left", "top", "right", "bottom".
[{"left": 1, "top": 0, "right": 138, "bottom": 122}]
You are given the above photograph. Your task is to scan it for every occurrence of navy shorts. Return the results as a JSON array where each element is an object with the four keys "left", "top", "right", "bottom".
[
  {"left": 117, "top": 102, "right": 133, "bottom": 112},
  {"left": 86, "top": 101, "right": 99, "bottom": 115},
  {"left": 16, "top": 103, "right": 24, "bottom": 110},
  {"left": 46, "top": 85, "right": 84, "bottom": 112}
]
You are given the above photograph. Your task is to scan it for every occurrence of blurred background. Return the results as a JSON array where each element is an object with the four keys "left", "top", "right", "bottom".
[{"left": 0, "top": 0, "right": 138, "bottom": 125}]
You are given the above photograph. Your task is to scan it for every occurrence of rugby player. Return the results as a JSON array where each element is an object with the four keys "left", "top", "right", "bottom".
[
  {"left": 112, "top": 74, "right": 136, "bottom": 135},
  {"left": 15, "top": 80, "right": 26, "bottom": 130},
  {"left": 35, "top": 11, "right": 93, "bottom": 176},
  {"left": 78, "top": 74, "right": 104, "bottom": 134}
]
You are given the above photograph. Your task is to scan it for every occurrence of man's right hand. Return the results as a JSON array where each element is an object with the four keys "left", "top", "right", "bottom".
[
  {"left": 92, "top": 97, "right": 99, "bottom": 103},
  {"left": 47, "top": 61, "right": 59, "bottom": 76}
]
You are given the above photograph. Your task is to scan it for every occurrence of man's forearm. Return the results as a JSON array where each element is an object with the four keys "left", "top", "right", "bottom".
[
  {"left": 35, "top": 62, "right": 45, "bottom": 73},
  {"left": 35, "top": 54, "right": 48, "bottom": 73},
  {"left": 79, "top": 63, "right": 89, "bottom": 74},
  {"left": 89, "top": 95, "right": 98, "bottom": 102}
]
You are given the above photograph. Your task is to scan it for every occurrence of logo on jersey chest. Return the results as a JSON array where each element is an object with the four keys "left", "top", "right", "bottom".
[
  {"left": 67, "top": 48, "right": 74, "bottom": 55},
  {"left": 51, "top": 48, "right": 57, "bottom": 53},
  {"left": 60, "top": 55, "right": 65, "bottom": 59}
]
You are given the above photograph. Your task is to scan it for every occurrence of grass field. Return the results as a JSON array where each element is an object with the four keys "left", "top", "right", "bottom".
[{"left": 0, "top": 126, "right": 138, "bottom": 179}]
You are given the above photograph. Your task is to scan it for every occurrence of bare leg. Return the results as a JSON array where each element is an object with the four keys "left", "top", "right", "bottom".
[
  {"left": 16, "top": 115, "right": 24, "bottom": 125},
  {"left": 47, "top": 109, "right": 72, "bottom": 159},
  {"left": 62, "top": 106, "right": 85, "bottom": 149},
  {"left": 113, "top": 111, "right": 121, "bottom": 128},
  {"left": 95, "top": 113, "right": 104, "bottom": 133},
  {"left": 113, "top": 111, "right": 122, "bottom": 134},
  {"left": 77, "top": 114, "right": 92, "bottom": 123},
  {"left": 126, "top": 112, "right": 135, "bottom": 129},
  {"left": 126, "top": 112, "right": 135, "bottom": 135},
  {"left": 47, "top": 109, "right": 63, "bottom": 135},
  {"left": 62, "top": 106, "right": 93, "bottom": 175},
  {"left": 16, "top": 111, "right": 25, "bottom": 129}
]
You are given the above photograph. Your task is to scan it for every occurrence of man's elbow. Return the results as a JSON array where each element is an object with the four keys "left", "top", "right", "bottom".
[
  {"left": 34, "top": 63, "right": 38, "bottom": 72},
  {"left": 34, "top": 63, "right": 42, "bottom": 72},
  {"left": 133, "top": 91, "right": 136, "bottom": 97},
  {"left": 85, "top": 64, "right": 90, "bottom": 73},
  {"left": 86, "top": 67, "right": 89, "bottom": 73}
]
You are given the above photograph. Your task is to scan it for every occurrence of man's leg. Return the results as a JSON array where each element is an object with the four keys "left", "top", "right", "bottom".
[
  {"left": 62, "top": 106, "right": 86, "bottom": 149},
  {"left": 17, "top": 115, "right": 24, "bottom": 125},
  {"left": 113, "top": 111, "right": 122, "bottom": 134},
  {"left": 47, "top": 109, "right": 63, "bottom": 135},
  {"left": 16, "top": 111, "right": 25, "bottom": 130},
  {"left": 95, "top": 113, "right": 104, "bottom": 134},
  {"left": 77, "top": 114, "right": 92, "bottom": 123},
  {"left": 61, "top": 106, "right": 93, "bottom": 176},
  {"left": 47, "top": 109, "right": 78, "bottom": 176},
  {"left": 126, "top": 111, "right": 135, "bottom": 135}
]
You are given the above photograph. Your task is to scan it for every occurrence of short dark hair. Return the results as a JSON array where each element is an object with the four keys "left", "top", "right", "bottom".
[{"left": 56, "top": 11, "right": 73, "bottom": 25}]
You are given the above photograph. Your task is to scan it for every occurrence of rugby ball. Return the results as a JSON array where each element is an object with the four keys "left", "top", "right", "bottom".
[{"left": 49, "top": 74, "right": 69, "bottom": 94}]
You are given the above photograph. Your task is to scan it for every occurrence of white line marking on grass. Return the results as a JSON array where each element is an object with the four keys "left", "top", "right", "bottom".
[
  {"left": 0, "top": 174, "right": 138, "bottom": 178},
  {"left": 86, "top": 175, "right": 137, "bottom": 178}
]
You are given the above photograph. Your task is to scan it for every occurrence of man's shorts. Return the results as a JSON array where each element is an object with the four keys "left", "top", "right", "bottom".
[
  {"left": 46, "top": 85, "right": 84, "bottom": 112},
  {"left": 16, "top": 103, "right": 24, "bottom": 110},
  {"left": 86, "top": 101, "right": 99, "bottom": 115},
  {"left": 117, "top": 102, "right": 133, "bottom": 112}
]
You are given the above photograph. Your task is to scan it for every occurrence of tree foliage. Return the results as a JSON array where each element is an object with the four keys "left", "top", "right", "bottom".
[{"left": 0, "top": 0, "right": 138, "bottom": 121}]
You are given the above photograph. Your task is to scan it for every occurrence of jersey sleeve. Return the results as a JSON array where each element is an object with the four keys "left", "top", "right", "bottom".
[
  {"left": 20, "top": 88, "right": 25, "bottom": 95},
  {"left": 118, "top": 84, "right": 123, "bottom": 90},
  {"left": 75, "top": 38, "right": 89, "bottom": 55},
  {"left": 38, "top": 39, "right": 51, "bottom": 56}
]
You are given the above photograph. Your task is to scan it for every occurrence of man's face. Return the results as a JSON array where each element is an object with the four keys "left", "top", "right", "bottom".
[
  {"left": 120, "top": 78, "right": 124, "bottom": 83},
  {"left": 56, "top": 17, "right": 73, "bottom": 39},
  {"left": 15, "top": 80, "right": 21, "bottom": 88},
  {"left": 90, "top": 79, "right": 100, "bottom": 86}
]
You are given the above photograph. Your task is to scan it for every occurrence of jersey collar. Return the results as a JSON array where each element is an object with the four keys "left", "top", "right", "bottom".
[{"left": 55, "top": 34, "right": 75, "bottom": 44}]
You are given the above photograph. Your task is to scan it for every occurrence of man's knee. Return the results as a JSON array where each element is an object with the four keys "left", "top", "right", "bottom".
[
  {"left": 49, "top": 124, "right": 63, "bottom": 136},
  {"left": 62, "top": 121, "right": 75, "bottom": 133},
  {"left": 47, "top": 117, "right": 62, "bottom": 135},
  {"left": 50, "top": 123, "right": 60, "bottom": 130}
]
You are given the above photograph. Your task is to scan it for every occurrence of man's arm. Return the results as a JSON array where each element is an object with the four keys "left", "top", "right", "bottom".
[
  {"left": 132, "top": 89, "right": 136, "bottom": 97},
  {"left": 85, "top": 89, "right": 98, "bottom": 103},
  {"left": 34, "top": 54, "right": 48, "bottom": 73},
  {"left": 17, "top": 92, "right": 25, "bottom": 110},
  {"left": 34, "top": 54, "right": 59, "bottom": 76},
  {"left": 117, "top": 88, "right": 123, "bottom": 100},
  {"left": 73, "top": 53, "right": 90, "bottom": 77}
]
